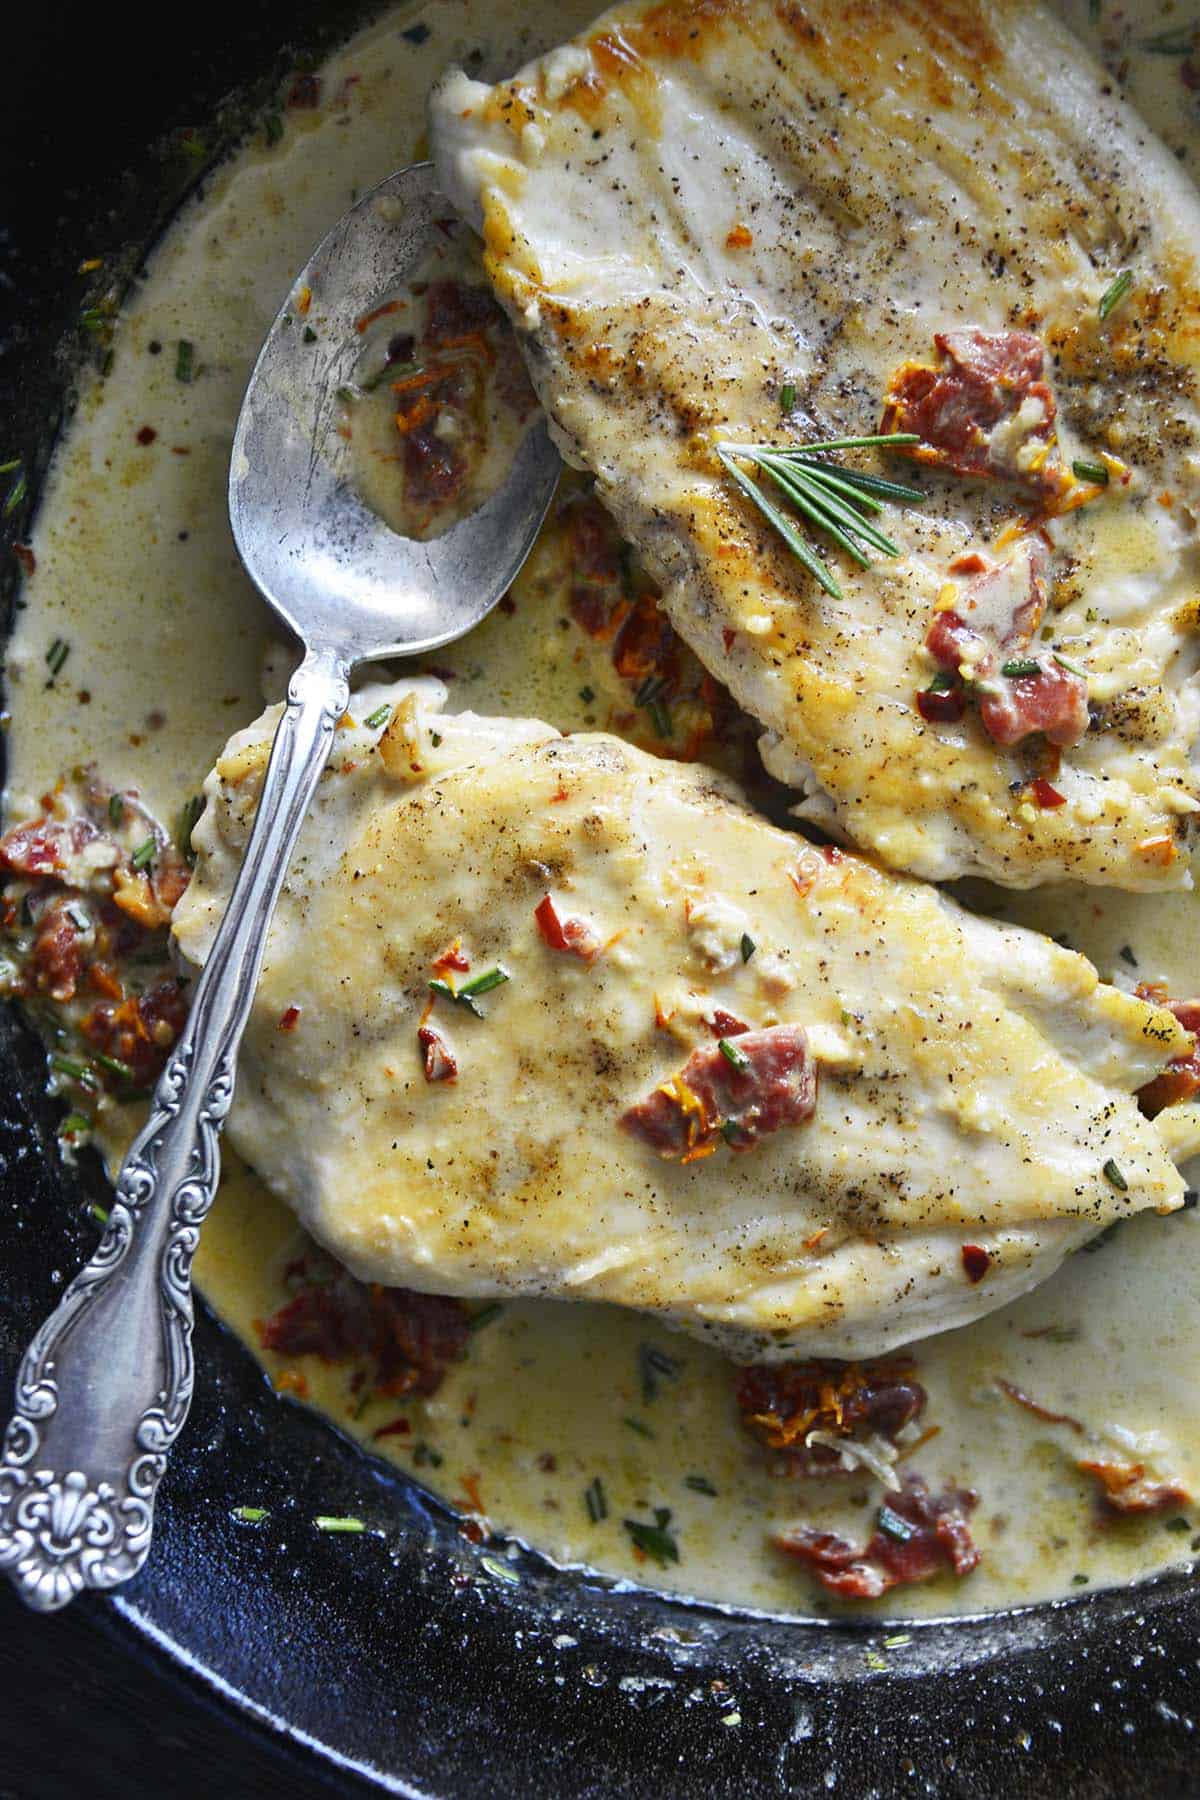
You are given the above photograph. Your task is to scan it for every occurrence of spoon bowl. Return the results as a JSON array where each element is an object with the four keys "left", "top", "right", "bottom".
[
  {"left": 0, "top": 162, "right": 560, "bottom": 1612},
  {"left": 230, "top": 160, "right": 560, "bottom": 658}
]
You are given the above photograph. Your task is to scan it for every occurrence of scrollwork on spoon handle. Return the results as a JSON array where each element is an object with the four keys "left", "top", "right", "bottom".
[{"left": 0, "top": 644, "right": 350, "bottom": 1612}]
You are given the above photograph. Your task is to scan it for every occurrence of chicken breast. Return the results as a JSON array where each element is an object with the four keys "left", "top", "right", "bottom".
[
  {"left": 171, "top": 680, "right": 1196, "bottom": 1360},
  {"left": 430, "top": 0, "right": 1200, "bottom": 890}
]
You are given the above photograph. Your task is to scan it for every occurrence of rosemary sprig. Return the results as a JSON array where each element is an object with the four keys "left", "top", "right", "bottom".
[{"left": 717, "top": 434, "right": 924, "bottom": 599}]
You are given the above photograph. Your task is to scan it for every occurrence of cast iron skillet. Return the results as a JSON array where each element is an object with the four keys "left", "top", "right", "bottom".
[{"left": 2, "top": 5, "right": 1198, "bottom": 1793}]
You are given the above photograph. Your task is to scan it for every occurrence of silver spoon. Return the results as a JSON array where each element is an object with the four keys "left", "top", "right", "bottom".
[{"left": 0, "top": 162, "right": 560, "bottom": 1611}]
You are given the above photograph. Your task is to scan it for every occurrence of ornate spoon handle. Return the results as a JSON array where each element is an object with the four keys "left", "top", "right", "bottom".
[{"left": 0, "top": 644, "right": 350, "bottom": 1611}]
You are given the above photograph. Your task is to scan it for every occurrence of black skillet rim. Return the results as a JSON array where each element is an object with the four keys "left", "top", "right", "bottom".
[{"left": 2, "top": 4, "right": 1199, "bottom": 1793}]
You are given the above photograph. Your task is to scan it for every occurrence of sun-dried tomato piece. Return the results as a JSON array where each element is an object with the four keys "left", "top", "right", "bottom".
[
  {"left": 882, "top": 328, "right": 1066, "bottom": 496},
  {"left": 621, "top": 1024, "right": 816, "bottom": 1159},
  {"left": 418, "top": 1022, "right": 457, "bottom": 1083},
  {"left": 1078, "top": 1456, "right": 1190, "bottom": 1516},
  {"left": 534, "top": 894, "right": 602, "bottom": 962},
  {"left": 423, "top": 278, "right": 503, "bottom": 346},
  {"left": 259, "top": 1255, "right": 470, "bottom": 1400},
  {"left": 1136, "top": 989, "right": 1200, "bottom": 1117},
  {"left": 916, "top": 684, "right": 967, "bottom": 724},
  {"left": 29, "top": 897, "right": 87, "bottom": 1003},
  {"left": 737, "top": 1358, "right": 926, "bottom": 1476},
  {"left": 775, "top": 1472, "right": 979, "bottom": 1598}
]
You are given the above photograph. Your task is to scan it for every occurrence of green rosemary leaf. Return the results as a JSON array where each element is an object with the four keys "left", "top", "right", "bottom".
[
  {"left": 175, "top": 339, "right": 195, "bottom": 383},
  {"left": 131, "top": 837, "right": 156, "bottom": 871},
  {"left": 1102, "top": 1159, "right": 1128, "bottom": 1193},
  {"left": 717, "top": 447, "right": 843, "bottom": 598},
  {"left": 584, "top": 1476, "right": 608, "bottom": 1523},
  {"left": 740, "top": 933, "right": 756, "bottom": 963},
  {"left": 1001, "top": 659, "right": 1041, "bottom": 679},
  {"left": 1072, "top": 458, "right": 1109, "bottom": 486},
  {"left": 779, "top": 382, "right": 796, "bottom": 413},
  {"left": 718, "top": 1036, "right": 750, "bottom": 1071},
  {"left": 1098, "top": 270, "right": 1133, "bottom": 323},
  {"left": 364, "top": 704, "right": 392, "bottom": 729},
  {"left": 313, "top": 1515, "right": 366, "bottom": 1533},
  {"left": 623, "top": 1507, "right": 679, "bottom": 1566}
]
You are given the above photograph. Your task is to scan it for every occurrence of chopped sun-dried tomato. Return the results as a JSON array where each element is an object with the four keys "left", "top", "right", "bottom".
[
  {"left": 737, "top": 1358, "right": 926, "bottom": 1476},
  {"left": 258, "top": 1250, "right": 469, "bottom": 1400},
  {"left": 534, "top": 893, "right": 602, "bottom": 962},
  {"left": 1136, "top": 988, "right": 1200, "bottom": 1117},
  {"left": 775, "top": 1472, "right": 979, "bottom": 1597},
  {"left": 1078, "top": 1456, "right": 1190, "bottom": 1517},
  {"left": 961, "top": 1244, "right": 991, "bottom": 1283},
  {"left": 882, "top": 328, "right": 1067, "bottom": 498},
  {"left": 621, "top": 1024, "right": 817, "bottom": 1159},
  {"left": 418, "top": 1022, "right": 458, "bottom": 1083}
]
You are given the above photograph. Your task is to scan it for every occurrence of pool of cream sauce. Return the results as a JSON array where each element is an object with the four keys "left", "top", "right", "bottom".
[{"left": 6, "top": 0, "right": 1200, "bottom": 1622}]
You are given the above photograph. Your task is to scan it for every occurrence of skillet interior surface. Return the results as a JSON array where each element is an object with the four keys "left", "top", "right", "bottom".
[{"left": 2, "top": 4, "right": 1199, "bottom": 1793}]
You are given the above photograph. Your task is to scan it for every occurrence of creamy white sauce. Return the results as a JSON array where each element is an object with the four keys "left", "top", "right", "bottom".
[{"left": 6, "top": 0, "right": 1200, "bottom": 1621}]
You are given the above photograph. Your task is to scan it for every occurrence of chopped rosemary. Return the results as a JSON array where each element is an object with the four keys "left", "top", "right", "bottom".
[
  {"left": 263, "top": 111, "right": 284, "bottom": 146},
  {"left": 1072, "top": 458, "right": 1109, "bottom": 487},
  {"left": 779, "top": 382, "right": 797, "bottom": 413},
  {"left": 1119, "top": 945, "right": 1138, "bottom": 968},
  {"left": 877, "top": 1503, "right": 918, "bottom": 1542},
  {"left": 3, "top": 465, "right": 26, "bottom": 517},
  {"left": 45, "top": 638, "right": 70, "bottom": 677},
  {"left": 717, "top": 433, "right": 925, "bottom": 600},
  {"left": 639, "top": 1342, "right": 681, "bottom": 1403},
  {"left": 683, "top": 1474, "right": 717, "bottom": 1496},
  {"left": 1138, "top": 24, "right": 1197, "bottom": 53},
  {"left": 51, "top": 1055, "right": 96, "bottom": 1089},
  {"left": 0, "top": 457, "right": 19, "bottom": 473},
  {"left": 130, "top": 836, "right": 156, "bottom": 871},
  {"left": 622, "top": 1415, "right": 655, "bottom": 1439},
  {"left": 94, "top": 1052, "right": 134, "bottom": 1082},
  {"left": 1102, "top": 1159, "right": 1129, "bottom": 1193},
  {"left": 89, "top": 1203, "right": 110, "bottom": 1226},
  {"left": 634, "top": 673, "right": 666, "bottom": 707},
  {"left": 584, "top": 1476, "right": 608, "bottom": 1523},
  {"left": 648, "top": 701, "right": 672, "bottom": 739},
  {"left": 314, "top": 1514, "right": 366, "bottom": 1533},
  {"left": 303, "top": 325, "right": 318, "bottom": 345},
  {"left": 175, "top": 339, "right": 195, "bottom": 383},
  {"left": 1001, "top": 658, "right": 1040, "bottom": 679},
  {"left": 108, "top": 793, "right": 125, "bottom": 826},
  {"left": 718, "top": 1036, "right": 750, "bottom": 1071},
  {"left": 623, "top": 1507, "right": 679, "bottom": 1567},
  {"left": 720, "top": 1118, "right": 740, "bottom": 1144},
  {"left": 364, "top": 703, "right": 392, "bottom": 729},
  {"left": 178, "top": 794, "right": 204, "bottom": 865},
  {"left": 430, "top": 965, "right": 510, "bottom": 1017},
  {"left": 467, "top": 1301, "right": 504, "bottom": 1332},
  {"left": 1098, "top": 270, "right": 1133, "bottom": 323},
  {"left": 60, "top": 1112, "right": 91, "bottom": 1137},
  {"left": 233, "top": 1505, "right": 269, "bottom": 1522},
  {"left": 1054, "top": 653, "right": 1086, "bottom": 677},
  {"left": 740, "top": 932, "right": 756, "bottom": 963}
]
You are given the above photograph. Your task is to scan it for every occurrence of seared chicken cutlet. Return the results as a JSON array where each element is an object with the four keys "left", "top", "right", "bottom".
[
  {"left": 171, "top": 681, "right": 1197, "bottom": 1361},
  {"left": 431, "top": 0, "right": 1200, "bottom": 889}
]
